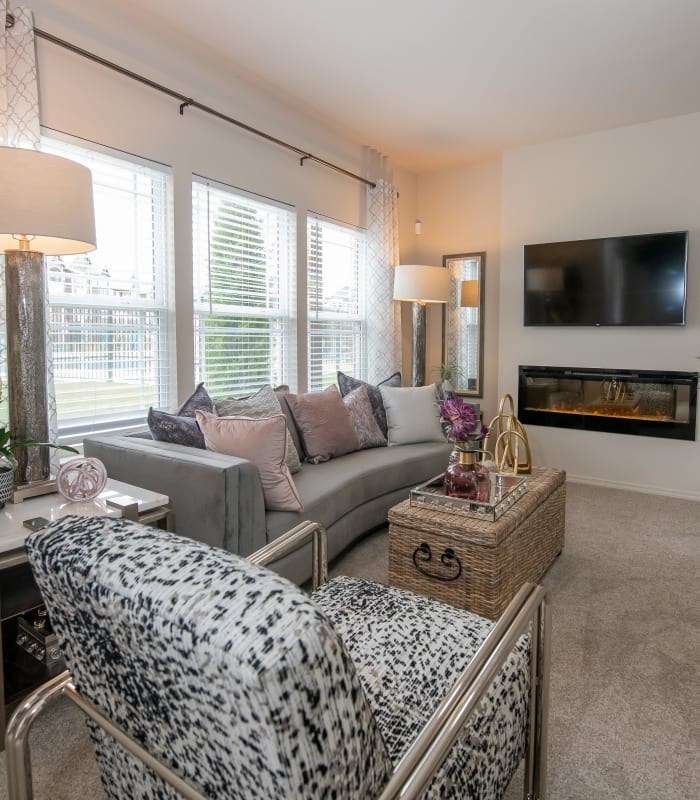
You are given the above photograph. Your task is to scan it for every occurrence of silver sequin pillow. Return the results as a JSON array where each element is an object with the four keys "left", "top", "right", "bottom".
[{"left": 342, "top": 385, "right": 387, "bottom": 449}]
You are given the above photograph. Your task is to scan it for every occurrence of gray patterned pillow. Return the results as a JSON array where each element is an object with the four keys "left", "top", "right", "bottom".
[
  {"left": 342, "top": 385, "right": 387, "bottom": 449},
  {"left": 214, "top": 384, "right": 301, "bottom": 474},
  {"left": 148, "top": 408, "right": 205, "bottom": 449},
  {"left": 337, "top": 371, "right": 401, "bottom": 437},
  {"left": 177, "top": 382, "right": 214, "bottom": 416},
  {"left": 147, "top": 383, "right": 214, "bottom": 448}
]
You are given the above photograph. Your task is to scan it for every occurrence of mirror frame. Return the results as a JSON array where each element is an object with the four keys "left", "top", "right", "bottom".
[{"left": 441, "top": 251, "right": 485, "bottom": 397}]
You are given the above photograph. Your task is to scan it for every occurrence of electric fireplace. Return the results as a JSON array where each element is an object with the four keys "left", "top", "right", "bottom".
[{"left": 518, "top": 366, "right": 697, "bottom": 441}]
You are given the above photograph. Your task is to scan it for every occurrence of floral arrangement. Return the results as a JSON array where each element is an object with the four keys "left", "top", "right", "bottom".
[{"left": 439, "top": 395, "right": 488, "bottom": 445}]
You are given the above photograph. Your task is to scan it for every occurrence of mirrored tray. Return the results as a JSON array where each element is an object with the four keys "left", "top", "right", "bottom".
[{"left": 409, "top": 472, "right": 527, "bottom": 522}]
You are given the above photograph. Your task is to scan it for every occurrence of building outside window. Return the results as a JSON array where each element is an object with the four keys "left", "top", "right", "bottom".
[
  {"left": 192, "top": 178, "right": 296, "bottom": 398},
  {"left": 307, "top": 215, "right": 366, "bottom": 391},
  {"left": 42, "top": 135, "right": 175, "bottom": 442}
]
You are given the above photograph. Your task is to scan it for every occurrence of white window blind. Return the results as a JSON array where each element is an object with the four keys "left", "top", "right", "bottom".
[
  {"left": 192, "top": 179, "right": 296, "bottom": 397},
  {"left": 307, "top": 216, "right": 366, "bottom": 391},
  {"left": 43, "top": 136, "right": 175, "bottom": 441}
]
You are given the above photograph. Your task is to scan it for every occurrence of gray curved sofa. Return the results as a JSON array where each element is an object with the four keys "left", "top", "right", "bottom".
[{"left": 84, "top": 432, "right": 451, "bottom": 584}]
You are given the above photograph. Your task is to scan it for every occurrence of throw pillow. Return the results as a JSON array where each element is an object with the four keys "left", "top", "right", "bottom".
[
  {"left": 337, "top": 371, "right": 401, "bottom": 437},
  {"left": 177, "top": 382, "right": 214, "bottom": 416},
  {"left": 147, "top": 408, "right": 205, "bottom": 449},
  {"left": 214, "top": 384, "right": 301, "bottom": 474},
  {"left": 379, "top": 384, "right": 447, "bottom": 446},
  {"left": 273, "top": 385, "right": 305, "bottom": 463},
  {"left": 195, "top": 411, "right": 303, "bottom": 513},
  {"left": 342, "top": 385, "right": 387, "bottom": 449},
  {"left": 147, "top": 382, "right": 214, "bottom": 448},
  {"left": 285, "top": 385, "right": 360, "bottom": 464}
]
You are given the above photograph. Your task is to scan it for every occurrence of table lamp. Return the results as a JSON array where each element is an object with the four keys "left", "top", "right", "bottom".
[
  {"left": 393, "top": 264, "right": 450, "bottom": 386},
  {"left": 0, "top": 146, "right": 96, "bottom": 494}
]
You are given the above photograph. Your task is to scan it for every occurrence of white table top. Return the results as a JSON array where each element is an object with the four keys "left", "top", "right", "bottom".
[{"left": 0, "top": 479, "right": 169, "bottom": 556}]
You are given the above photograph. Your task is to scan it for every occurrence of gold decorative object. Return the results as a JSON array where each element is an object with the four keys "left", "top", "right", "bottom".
[{"left": 486, "top": 394, "right": 532, "bottom": 474}]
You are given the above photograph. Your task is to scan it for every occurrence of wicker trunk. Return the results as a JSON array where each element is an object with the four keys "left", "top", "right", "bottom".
[{"left": 388, "top": 467, "right": 566, "bottom": 619}]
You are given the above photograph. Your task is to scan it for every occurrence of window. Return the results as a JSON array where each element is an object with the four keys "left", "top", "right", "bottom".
[
  {"left": 43, "top": 136, "right": 174, "bottom": 441},
  {"left": 192, "top": 178, "right": 296, "bottom": 397},
  {"left": 307, "top": 216, "right": 366, "bottom": 391}
]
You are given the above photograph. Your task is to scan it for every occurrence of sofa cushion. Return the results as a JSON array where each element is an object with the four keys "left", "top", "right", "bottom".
[
  {"left": 265, "top": 441, "right": 451, "bottom": 543},
  {"left": 285, "top": 386, "right": 360, "bottom": 465},
  {"left": 342, "top": 385, "right": 387, "bottom": 450},
  {"left": 196, "top": 411, "right": 303, "bottom": 512},
  {"left": 380, "top": 384, "right": 446, "bottom": 446},
  {"left": 214, "top": 384, "right": 301, "bottom": 474},
  {"left": 337, "top": 371, "right": 401, "bottom": 437}
]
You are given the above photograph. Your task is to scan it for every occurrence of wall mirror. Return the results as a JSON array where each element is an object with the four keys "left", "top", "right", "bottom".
[{"left": 442, "top": 252, "right": 485, "bottom": 397}]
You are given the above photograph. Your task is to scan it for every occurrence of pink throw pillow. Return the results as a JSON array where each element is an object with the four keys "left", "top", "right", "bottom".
[
  {"left": 285, "top": 385, "right": 360, "bottom": 464},
  {"left": 196, "top": 411, "right": 303, "bottom": 512}
]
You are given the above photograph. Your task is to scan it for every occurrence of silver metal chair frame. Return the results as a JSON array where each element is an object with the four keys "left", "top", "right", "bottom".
[{"left": 6, "top": 520, "right": 549, "bottom": 800}]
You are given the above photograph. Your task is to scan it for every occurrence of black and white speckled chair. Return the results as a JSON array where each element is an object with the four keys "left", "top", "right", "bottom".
[{"left": 6, "top": 516, "right": 550, "bottom": 800}]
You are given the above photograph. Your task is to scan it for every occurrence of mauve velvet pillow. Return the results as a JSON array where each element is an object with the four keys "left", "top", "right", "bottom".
[
  {"left": 196, "top": 411, "right": 303, "bottom": 512},
  {"left": 285, "top": 385, "right": 360, "bottom": 464},
  {"left": 342, "top": 385, "right": 387, "bottom": 449}
]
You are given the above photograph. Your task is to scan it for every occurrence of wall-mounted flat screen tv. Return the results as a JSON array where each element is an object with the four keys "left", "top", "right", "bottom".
[{"left": 523, "top": 231, "right": 688, "bottom": 326}]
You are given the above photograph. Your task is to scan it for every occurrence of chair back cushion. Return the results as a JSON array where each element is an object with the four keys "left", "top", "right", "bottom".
[{"left": 26, "top": 516, "right": 392, "bottom": 799}]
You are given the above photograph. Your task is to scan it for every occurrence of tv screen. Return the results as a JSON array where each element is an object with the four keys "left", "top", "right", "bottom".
[{"left": 523, "top": 231, "right": 688, "bottom": 326}]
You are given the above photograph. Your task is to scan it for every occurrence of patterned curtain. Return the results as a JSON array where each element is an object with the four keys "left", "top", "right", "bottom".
[
  {"left": 366, "top": 178, "right": 402, "bottom": 383},
  {"left": 1, "top": 6, "right": 59, "bottom": 461}
]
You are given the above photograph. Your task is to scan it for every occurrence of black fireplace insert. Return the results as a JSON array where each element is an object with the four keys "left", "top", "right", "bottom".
[{"left": 518, "top": 366, "right": 697, "bottom": 441}]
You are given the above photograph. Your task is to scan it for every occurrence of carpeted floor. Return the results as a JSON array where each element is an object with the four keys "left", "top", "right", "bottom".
[{"left": 1, "top": 481, "right": 698, "bottom": 799}]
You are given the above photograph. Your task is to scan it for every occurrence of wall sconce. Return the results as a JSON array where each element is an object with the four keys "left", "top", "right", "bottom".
[
  {"left": 0, "top": 146, "right": 96, "bottom": 494},
  {"left": 393, "top": 264, "right": 450, "bottom": 386}
]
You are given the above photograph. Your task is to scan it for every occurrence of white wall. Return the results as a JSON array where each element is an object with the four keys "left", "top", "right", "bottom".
[
  {"left": 499, "top": 113, "right": 700, "bottom": 499},
  {"left": 414, "top": 158, "right": 502, "bottom": 415},
  {"left": 29, "top": 1, "right": 418, "bottom": 398}
]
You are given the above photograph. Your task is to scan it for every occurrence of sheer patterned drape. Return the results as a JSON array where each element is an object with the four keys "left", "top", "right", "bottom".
[
  {"left": 365, "top": 178, "right": 402, "bottom": 383},
  {"left": 1, "top": 6, "right": 59, "bottom": 461}
]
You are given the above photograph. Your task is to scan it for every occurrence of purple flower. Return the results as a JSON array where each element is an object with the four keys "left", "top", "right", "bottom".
[{"left": 439, "top": 396, "right": 484, "bottom": 441}]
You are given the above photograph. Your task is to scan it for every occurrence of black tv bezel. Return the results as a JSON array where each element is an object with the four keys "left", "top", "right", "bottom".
[{"left": 522, "top": 230, "right": 689, "bottom": 327}]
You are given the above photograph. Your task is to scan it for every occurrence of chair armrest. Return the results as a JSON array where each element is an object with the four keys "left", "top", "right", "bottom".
[
  {"left": 378, "top": 582, "right": 550, "bottom": 800},
  {"left": 248, "top": 520, "right": 329, "bottom": 591}
]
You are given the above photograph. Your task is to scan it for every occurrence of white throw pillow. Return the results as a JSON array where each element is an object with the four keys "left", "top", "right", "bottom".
[{"left": 379, "top": 384, "right": 447, "bottom": 446}]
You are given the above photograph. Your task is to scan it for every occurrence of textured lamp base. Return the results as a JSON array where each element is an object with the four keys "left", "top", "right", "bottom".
[
  {"left": 5, "top": 249, "right": 50, "bottom": 484},
  {"left": 412, "top": 302, "right": 427, "bottom": 387}
]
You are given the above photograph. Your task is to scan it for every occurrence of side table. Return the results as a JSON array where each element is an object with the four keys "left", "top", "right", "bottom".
[
  {"left": 388, "top": 467, "right": 566, "bottom": 620},
  {"left": 0, "top": 479, "right": 171, "bottom": 747}
]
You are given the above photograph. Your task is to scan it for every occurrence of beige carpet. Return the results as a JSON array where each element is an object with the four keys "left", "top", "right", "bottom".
[{"left": 2, "top": 481, "right": 698, "bottom": 799}]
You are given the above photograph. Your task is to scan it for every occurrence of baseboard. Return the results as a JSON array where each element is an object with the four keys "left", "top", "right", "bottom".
[{"left": 567, "top": 473, "right": 700, "bottom": 503}]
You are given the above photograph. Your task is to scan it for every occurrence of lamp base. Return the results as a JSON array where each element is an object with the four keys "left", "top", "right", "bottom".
[
  {"left": 412, "top": 302, "right": 427, "bottom": 387},
  {"left": 10, "top": 479, "right": 57, "bottom": 504}
]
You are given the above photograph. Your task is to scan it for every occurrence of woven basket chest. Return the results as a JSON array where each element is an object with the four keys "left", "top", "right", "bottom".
[{"left": 388, "top": 467, "right": 566, "bottom": 619}]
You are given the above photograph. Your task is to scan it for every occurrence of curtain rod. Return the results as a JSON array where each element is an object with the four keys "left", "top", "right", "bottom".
[{"left": 5, "top": 15, "right": 376, "bottom": 188}]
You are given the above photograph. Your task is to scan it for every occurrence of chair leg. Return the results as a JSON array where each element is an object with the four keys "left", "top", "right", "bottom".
[
  {"left": 523, "top": 595, "right": 551, "bottom": 800},
  {"left": 5, "top": 671, "right": 72, "bottom": 800}
]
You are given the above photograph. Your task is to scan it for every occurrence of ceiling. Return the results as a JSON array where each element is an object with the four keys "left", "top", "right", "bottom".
[{"left": 48, "top": 0, "right": 700, "bottom": 173}]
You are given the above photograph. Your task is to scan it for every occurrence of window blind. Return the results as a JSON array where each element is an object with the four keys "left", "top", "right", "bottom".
[
  {"left": 43, "top": 136, "right": 175, "bottom": 442},
  {"left": 192, "top": 179, "right": 296, "bottom": 398},
  {"left": 307, "top": 216, "right": 366, "bottom": 391}
]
